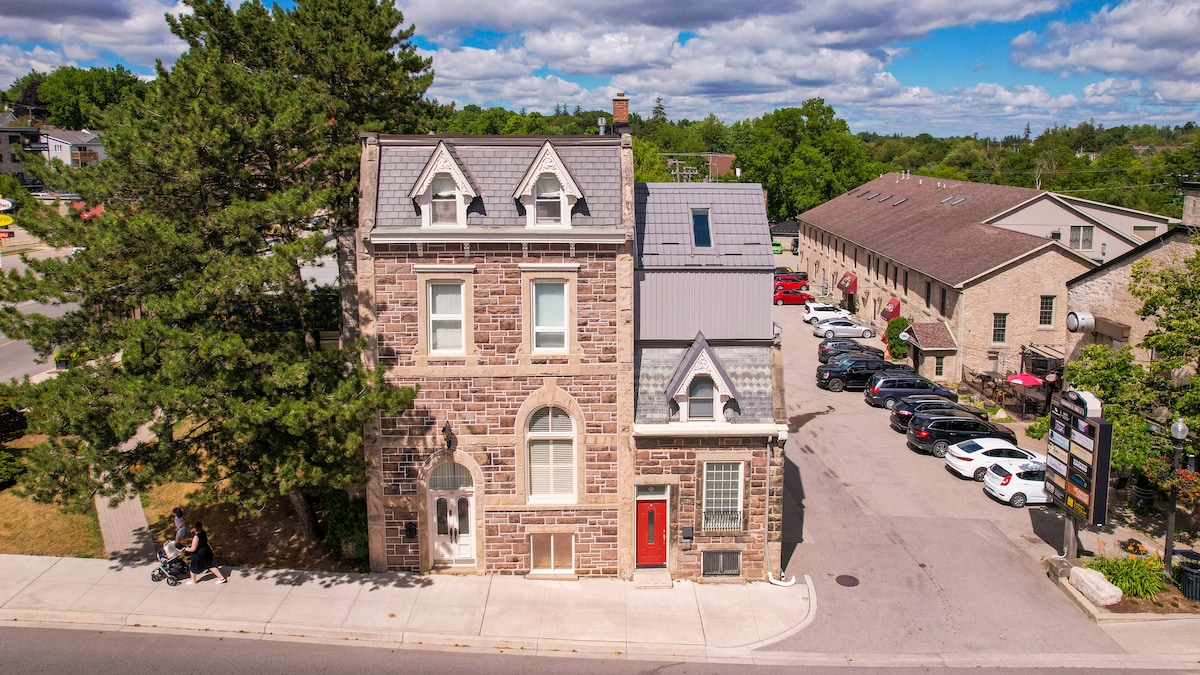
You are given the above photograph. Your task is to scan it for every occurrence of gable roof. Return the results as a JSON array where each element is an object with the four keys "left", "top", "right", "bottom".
[
  {"left": 635, "top": 182, "right": 773, "bottom": 269},
  {"left": 663, "top": 332, "right": 740, "bottom": 401},
  {"left": 407, "top": 140, "right": 479, "bottom": 199},
  {"left": 907, "top": 321, "right": 957, "bottom": 351},
  {"left": 41, "top": 128, "right": 101, "bottom": 145},
  {"left": 1068, "top": 224, "right": 1199, "bottom": 287},
  {"left": 797, "top": 174, "right": 1072, "bottom": 286},
  {"left": 371, "top": 135, "right": 623, "bottom": 234}
]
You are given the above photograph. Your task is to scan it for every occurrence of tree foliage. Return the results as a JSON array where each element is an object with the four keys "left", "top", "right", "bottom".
[
  {"left": 37, "top": 66, "right": 146, "bottom": 130},
  {"left": 0, "top": 0, "right": 427, "bottom": 521}
]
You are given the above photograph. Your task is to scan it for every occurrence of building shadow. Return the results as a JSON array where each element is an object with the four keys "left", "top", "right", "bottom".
[{"left": 781, "top": 454, "right": 805, "bottom": 570}]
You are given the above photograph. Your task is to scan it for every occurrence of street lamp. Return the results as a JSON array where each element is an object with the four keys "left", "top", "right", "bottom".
[{"left": 1165, "top": 416, "right": 1188, "bottom": 577}]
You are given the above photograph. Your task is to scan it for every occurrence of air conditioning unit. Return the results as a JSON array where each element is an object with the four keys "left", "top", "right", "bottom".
[{"left": 1050, "top": 231, "right": 1062, "bottom": 240}]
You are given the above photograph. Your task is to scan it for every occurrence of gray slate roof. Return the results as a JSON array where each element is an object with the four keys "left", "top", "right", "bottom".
[
  {"left": 374, "top": 136, "right": 623, "bottom": 230},
  {"left": 634, "top": 345, "right": 774, "bottom": 424},
  {"left": 662, "top": 332, "right": 740, "bottom": 401},
  {"left": 635, "top": 182, "right": 773, "bottom": 269},
  {"left": 797, "top": 175, "right": 1051, "bottom": 286}
]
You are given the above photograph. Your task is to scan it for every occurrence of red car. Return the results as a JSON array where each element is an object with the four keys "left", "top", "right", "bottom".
[
  {"left": 774, "top": 289, "right": 816, "bottom": 305},
  {"left": 774, "top": 274, "right": 810, "bottom": 292}
]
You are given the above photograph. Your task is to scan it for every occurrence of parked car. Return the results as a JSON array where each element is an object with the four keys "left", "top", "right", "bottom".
[
  {"left": 945, "top": 438, "right": 1045, "bottom": 481},
  {"left": 864, "top": 373, "right": 959, "bottom": 409},
  {"left": 771, "top": 241, "right": 783, "bottom": 253},
  {"left": 791, "top": 237, "right": 799, "bottom": 254},
  {"left": 817, "top": 338, "right": 884, "bottom": 363},
  {"left": 816, "top": 358, "right": 913, "bottom": 392},
  {"left": 774, "top": 266, "right": 796, "bottom": 277},
  {"left": 889, "top": 396, "right": 987, "bottom": 432},
  {"left": 812, "top": 317, "right": 876, "bottom": 339},
  {"left": 774, "top": 289, "right": 816, "bottom": 305},
  {"left": 906, "top": 410, "right": 1018, "bottom": 457},
  {"left": 774, "top": 275, "right": 810, "bottom": 291},
  {"left": 983, "top": 461, "right": 1051, "bottom": 507},
  {"left": 804, "top": 303, "right": 852, "bottom": 324}
]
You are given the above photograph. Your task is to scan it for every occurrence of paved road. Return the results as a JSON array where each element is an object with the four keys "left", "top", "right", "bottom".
[{"left": 769, "top": 300, "right": 1124, "bottom": 656}]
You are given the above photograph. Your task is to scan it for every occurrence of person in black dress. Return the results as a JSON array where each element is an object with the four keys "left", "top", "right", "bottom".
[{"left": 181, "top": 521, "right": 228, "bottom": 584}]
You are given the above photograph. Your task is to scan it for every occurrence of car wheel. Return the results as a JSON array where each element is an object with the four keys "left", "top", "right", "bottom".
[
  {"left": 862, "top": 329, "right": 874, "bottom": 338},
  {"left": 884, "top": 397, "right": 897, "bottom": 410},
  {"left": 776, "top": 299, "right": 784, "bottom": 305},
  {"left": 824, "top": 330, "right": 835, "bottom": 339},
  {"left": 1010, "top": 493, "right": 1027, "bottom": 508},
  {"left": 931, "top": 440, "right": 949, "bottom": 458},
  {"left": 827, "top": 378, "right": 845, "bottom": 392},
  {"left": 973, "top": 467, "right": 988, "bottom": 481}
]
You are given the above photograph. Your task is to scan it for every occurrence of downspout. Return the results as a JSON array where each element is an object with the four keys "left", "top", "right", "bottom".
[{"left": 767, "top": 428, "right": 796, "bottom": 586}]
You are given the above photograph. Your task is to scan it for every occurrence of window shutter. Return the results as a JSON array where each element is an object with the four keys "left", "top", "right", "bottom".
[
  {"left": 551, "top": 441, "right": 574, "bottom": 494},
  {"left": 529, "top": 440, "right": 552, "bottom": 495}
]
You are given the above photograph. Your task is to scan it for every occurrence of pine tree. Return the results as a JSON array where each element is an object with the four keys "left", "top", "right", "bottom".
[{"left": 0, "top": 0, "right": 429, "bottom": 537}]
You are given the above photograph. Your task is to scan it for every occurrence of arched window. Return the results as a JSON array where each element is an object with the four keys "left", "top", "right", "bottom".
[
  {"left": 534, "top": 175, "right": 562, "bottom": 224},
  {"left": 430, "top": 175, "right": 458, "bottom": 224},
  {"left": 688, "top": 376, "right": 715, "bottom": 420},
  {"left": 527, "top": 406, "right": 575, "bottom": 501}
]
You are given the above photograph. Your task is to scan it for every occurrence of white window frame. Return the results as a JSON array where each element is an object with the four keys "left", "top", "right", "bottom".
[
  {"left": 688, "top": 376, "right": 715, "bottom": 420},
  {"left": 513, "top": 142, "right": 582, "bottom": 229},
  {"left": 526, "top": 406, "right": 577, "bottom": 503},
  {"left": 408, "top": 142, "right": 476, "bottom": 229},
  {"left": 702, "top": 461, "right": 743, "bottom": 532},
  {"left": 429, "top": 174, "right": 460, "bottom": 226},
  {"left": 534, "top": 175, "right": 563, "bottom": 225},
  {"left": 1069, "top": 225, "right": 1094, "bottom": 250},
  {"left": 532, "top": 279, "right": 568, "bottom": 353},
  {"left": 992, "top": 313, "right": 1008, "bottom": 343},
  {"left": 428, "top": 281, "right": 464, "bottom": 354}
]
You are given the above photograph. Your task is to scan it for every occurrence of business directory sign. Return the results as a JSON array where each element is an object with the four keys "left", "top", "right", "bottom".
[{"left": 1044, "top": 391, "right": 1113, "bottom": 526}]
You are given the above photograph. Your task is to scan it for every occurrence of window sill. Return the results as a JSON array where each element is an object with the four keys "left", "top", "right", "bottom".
[{"left": 525, "top": 571, "right": 578, "bottom": 581}]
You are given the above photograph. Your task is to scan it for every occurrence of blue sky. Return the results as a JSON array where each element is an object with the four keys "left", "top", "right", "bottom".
[{"left": 1, "top": 0, "right": 1199, "bottom": 138}]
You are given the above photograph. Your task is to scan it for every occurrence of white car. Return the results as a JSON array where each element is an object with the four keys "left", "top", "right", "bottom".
[
  {"left": 983, "top": 462, "right": 1051, "bottom": 508},
  {"left": 811, "top": 317, "right": 876, "bottom": 339},
  {"left": 944, "top": 438, "right": 1046, "bottom": 481},
  {"left": 804, "top": 302, "right": 852, "bottom": 324}
]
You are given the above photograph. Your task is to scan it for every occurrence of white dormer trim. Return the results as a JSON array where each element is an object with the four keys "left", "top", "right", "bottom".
[
  {"left": 511, "top": 141, "right": 584, "bottom": 229},
  {"left": 408, "top": 141, "right": 477, "bottom": 228},
  {"left": 671, "top": 351, "right": 734, "bottom": 423}
]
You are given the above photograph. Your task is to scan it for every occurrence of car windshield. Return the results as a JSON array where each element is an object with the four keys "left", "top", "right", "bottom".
[
  {"left": 989, "top": 465, "right": 1012, "bottom": 477},
  {"left": 957, "top": 440, "right": 984, "bottom": 453}
]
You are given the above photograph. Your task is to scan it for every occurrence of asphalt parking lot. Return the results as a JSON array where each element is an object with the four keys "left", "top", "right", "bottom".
[{"left": 769, "top": 297, "right": 1122, "bottom": 655}]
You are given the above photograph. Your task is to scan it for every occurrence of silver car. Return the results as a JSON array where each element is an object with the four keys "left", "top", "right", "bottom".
[{"left": 811, "top": 317, "right": 876, "bottom": 339}]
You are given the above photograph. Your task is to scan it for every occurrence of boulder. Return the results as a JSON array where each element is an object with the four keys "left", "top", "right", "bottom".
[{"left": 1070, "top": 566, "right": 1123, "bottom": 606}]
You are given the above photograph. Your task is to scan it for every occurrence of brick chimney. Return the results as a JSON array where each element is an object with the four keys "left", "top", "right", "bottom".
[{"left": 612, "top": 92, "right": 629, "bottom": 124}]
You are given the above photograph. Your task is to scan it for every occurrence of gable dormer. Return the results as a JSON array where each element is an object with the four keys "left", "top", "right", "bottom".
[
  {"left": 511, "top": 141, "right": 584, "bottom": 229},
  {"left": 664, "top": 332, "right": 740, "bottom": 423},
  {"left": 408, "top": 141, "right": 478, "bottom": 228}
]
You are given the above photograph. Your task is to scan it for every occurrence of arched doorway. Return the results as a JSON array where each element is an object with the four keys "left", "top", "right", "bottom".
[{"left": 428, "top": 462, "right": 475, "bottom": 567}]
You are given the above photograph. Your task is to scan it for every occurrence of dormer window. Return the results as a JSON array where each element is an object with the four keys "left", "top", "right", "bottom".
[
  {"left": 430, "top": 175, "right": 458, "bottom": 224},
  {"left": 688, "top": 377, "right": 715, "bottom": 420},
  {"left": 665, "top": 333, "right": 739, "bottom": 424},
  {"left": 535, "top": 176, "right": 563, "bottom": 224}
]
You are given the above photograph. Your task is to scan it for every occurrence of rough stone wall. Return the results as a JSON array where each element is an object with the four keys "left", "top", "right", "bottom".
[
  {"left": 635, "top": 436, "right": 773, "bottom": 581},
  {"left": 1067, "top": 236, "right": 1199, "bottom": 364},
  {"left": 483, "top": 509, "right": 619, "bottom": 575}
]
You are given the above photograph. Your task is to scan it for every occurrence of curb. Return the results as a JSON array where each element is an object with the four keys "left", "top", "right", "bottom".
[{"left": 1051, "top": 569, "right": 1200, "bottom": 625}]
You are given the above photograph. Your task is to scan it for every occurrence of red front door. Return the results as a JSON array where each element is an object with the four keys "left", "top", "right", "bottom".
[{"left": 636, "top": 499, "right": 667, "bottom": 567}]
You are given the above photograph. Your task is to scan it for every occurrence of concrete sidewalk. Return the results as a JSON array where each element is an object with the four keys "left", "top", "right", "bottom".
[{"left": 0, "top": 554, "right": 815, "bottom": 662}]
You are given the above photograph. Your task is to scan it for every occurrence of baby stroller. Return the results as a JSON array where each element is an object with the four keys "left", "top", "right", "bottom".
[{"left": 151, "top": 540, "right": 188, "bottom": 586}]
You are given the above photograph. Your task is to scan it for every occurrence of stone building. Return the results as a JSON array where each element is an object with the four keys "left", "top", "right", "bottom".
[
  {"left": 794, "top": 174, "right": 1172, "bottom": 381},
  {"left": 345, "top": 127, "right": 784, "bottom": 581},
  {"left": 1066, "top": 182, "right": 1200, "bottom": 367}
]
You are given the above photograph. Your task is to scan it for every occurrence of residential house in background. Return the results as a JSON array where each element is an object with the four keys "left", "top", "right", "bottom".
[
  {"left": 0, "top": 112, "right": 42, "bottom": 187},
  {"left": 632, "top": 182, "right": 786, "bottom": 580},
  {"left": 794, "top": 174, "right": 1172, "bottom": 382},
  {"left": 39, "top": 128, "right": 105, "bottom": 168}
]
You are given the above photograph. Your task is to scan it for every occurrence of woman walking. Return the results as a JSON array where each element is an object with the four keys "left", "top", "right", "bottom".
[
  {"left": 172, "top": 507, "right": 187, "bottom": 543},
  {"left": 181, "top": 521, "right": 228, "bottom": 584}
]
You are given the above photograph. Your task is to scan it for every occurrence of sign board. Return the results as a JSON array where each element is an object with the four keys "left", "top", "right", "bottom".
[
  {"left": 0, "top": 215, "right": 12, "bottom": 227},
  {"left": 1044, "top": 391, "right": 1113, "bottom": 526},
  {"left": 0, "top": 198, "right": 12, "bottom": 212},
  {"left": 0, "top": 229, "right": 13, "bottom": 238}
]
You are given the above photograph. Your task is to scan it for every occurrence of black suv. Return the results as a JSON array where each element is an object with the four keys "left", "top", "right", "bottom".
[
  {"left": 889, "top": 396, "right": 988, "bottom": 432},
  {"left": 906, "top": 410, "right": 1017, "bottom": 457},
  {"left": 816, "top": 358, "right": 913, "bottom": 392},
  {"left": 817, "top": 338, "right": 884, "bottom": 364},
  {"left": 864, "top": 373, "right": 959, "bottom": 409}
]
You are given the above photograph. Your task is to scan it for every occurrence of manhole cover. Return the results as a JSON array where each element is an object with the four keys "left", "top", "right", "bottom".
[{"left": 835, "top": 574, "right": 859, "bottom": 587}]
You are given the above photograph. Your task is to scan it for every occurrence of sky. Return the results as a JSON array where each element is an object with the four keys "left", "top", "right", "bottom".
[{"left": 1, "top": 0, "right": 1199, "bottom": 139}]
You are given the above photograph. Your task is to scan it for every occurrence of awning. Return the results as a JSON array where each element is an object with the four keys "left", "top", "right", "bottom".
[
  {"left": 836, "top": 272, "right": 858, "bottom": 294},
  {"left": 880, "top": 297, "right": 901, "bottom": 320}
]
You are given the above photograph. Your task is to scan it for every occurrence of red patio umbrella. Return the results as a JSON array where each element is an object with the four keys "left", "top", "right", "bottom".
[{"left": 1006, "top": 372, "right": 1044, "bottom": 387}]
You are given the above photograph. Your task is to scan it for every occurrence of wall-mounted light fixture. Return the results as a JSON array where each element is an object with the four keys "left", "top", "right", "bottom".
[{"left": 442, "top": 421, "right": 453, "bottom": 451}]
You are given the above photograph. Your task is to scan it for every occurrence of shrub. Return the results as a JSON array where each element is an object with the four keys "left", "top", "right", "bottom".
[
  {"left": 886, "top": 317, "right": 910, "bottom": 360},
  {"left": 315, "top": 489, "right": 369, "bottom": 572},
  {"left": 1084, "top": 555, "right": 1165, "bottom": 599},
  {"left": 0, "top": 449, "right": 23, "bottom": 486},
  {"left": 1024, "top": 414, "right": 1050, "bottom": 440}
]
